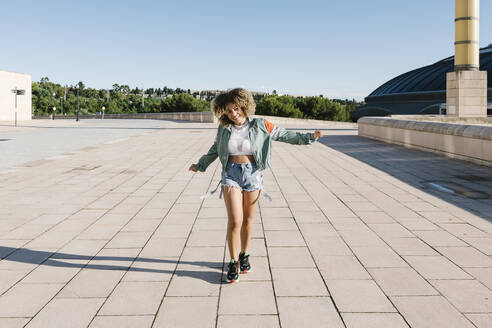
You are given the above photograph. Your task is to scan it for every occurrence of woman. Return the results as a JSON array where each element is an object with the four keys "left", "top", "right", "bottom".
[{"left": 189, "top": 88, "right": 322, "bottom": 283}]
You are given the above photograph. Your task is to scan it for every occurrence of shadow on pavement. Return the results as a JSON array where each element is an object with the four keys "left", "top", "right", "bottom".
[
  {"left": 0, "top": 246, "right": 223, "bottom": 285},
  {"left": 318, "top": 134, "right": 492, "bottom": 221}
]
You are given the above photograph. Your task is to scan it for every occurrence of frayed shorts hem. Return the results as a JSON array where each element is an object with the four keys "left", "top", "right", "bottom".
[{"left": 221, "top": 183, "right": 262, "bottom": 192}]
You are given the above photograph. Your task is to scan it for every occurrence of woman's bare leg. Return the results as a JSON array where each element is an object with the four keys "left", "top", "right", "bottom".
[
  {"left": 240, "top": 189, "right": 261, "bottom": 253},
  {"left": 223, "top": 186, "right": 243, "bottom": 261}
]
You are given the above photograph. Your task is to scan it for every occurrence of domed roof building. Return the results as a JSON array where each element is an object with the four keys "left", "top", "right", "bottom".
[{"left": 351, "top": 44, "right": 492, "bottom": 121}]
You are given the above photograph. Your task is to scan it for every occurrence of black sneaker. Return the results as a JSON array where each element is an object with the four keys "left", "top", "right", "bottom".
[
  {"left": 226, "top": 260, "right": 239, "bottom": 282},
  {"left": 239, "top": 252, "right": 252, "bottom": 273}
]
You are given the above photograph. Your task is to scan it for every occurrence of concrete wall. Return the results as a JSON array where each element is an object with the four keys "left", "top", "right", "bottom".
[
  {"left": 254, "top": 115, "right": 357, "bottom": 127},
  {"left": 0, "top": 70, "right": 32, "bottom": 121},
  {"left": 358, "top": 116, "right": 492, "bottom": 167},
  {"left": 34, "top": 111, "right": 217, "bottom": 123}
]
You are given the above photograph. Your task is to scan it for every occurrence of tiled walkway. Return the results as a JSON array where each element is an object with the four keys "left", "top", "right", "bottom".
[{"left": 0, "top": 119, "right": 490, "bottom": 328}]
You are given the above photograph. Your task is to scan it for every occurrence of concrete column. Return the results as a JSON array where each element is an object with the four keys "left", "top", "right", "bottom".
[
  {"left": 446, "top": 0, "right": 487, "bottom": 118},
  {"left": 454, "top": 0, "right": 479, "bottom": 71}
]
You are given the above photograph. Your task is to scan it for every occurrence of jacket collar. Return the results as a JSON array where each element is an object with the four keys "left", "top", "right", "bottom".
[{"left": 225, "top": 116, "right": 255, "bottom": 131}]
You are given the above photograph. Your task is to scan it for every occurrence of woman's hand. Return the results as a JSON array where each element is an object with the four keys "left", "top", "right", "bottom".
[
  {"left": 313, "top": 130, "right": 323, "bottom": 140},
  {"left": 189, "top": 164, "right": 198, "bottom": 172}
]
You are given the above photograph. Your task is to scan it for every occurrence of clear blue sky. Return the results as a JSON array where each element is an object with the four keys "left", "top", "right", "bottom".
[{"left": 1, "top": 0, "right": 491, "bottom": 100}]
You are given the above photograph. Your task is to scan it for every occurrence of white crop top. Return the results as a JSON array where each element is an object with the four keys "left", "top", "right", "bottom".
[{"left": 228, "top": 121, "right": 253, "bottom": 155}]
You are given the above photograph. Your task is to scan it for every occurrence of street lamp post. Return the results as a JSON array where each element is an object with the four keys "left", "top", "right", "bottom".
[
  {"left": 52, "top": 92, "right": 56, "bottom": 120},
  {"left": 141, "top": 83, "right": 144, "bottom": 110},
  {"left": 62, "top": 85, "right": 67, "bottom": 115},
  {"left": 11, "top": 87, "right": 26, "bottom": 127},
  {"left": 76, "top": 86, "right": 80, "bottom": 122}
]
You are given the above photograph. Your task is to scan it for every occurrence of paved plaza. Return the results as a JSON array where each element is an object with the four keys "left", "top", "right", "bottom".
[{"left": 0, "top": 118, "right": 491, "bottom": 328}]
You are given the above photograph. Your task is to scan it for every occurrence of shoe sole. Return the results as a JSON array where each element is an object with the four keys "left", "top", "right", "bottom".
[
  {"left": 240, "top": 269, "right": 252, "bottom": 274},
  {"left": 226, "top": 277, "right": 240, "bottom": 283}
]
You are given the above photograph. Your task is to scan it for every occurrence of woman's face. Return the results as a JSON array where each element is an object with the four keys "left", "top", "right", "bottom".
[{"left": 225, "top": 102, "right": 246, "bottom": 125}]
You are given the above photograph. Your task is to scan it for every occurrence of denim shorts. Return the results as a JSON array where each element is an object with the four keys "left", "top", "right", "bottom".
[{"left": 222, "top": 162, "right": 263, "bottom": 192}]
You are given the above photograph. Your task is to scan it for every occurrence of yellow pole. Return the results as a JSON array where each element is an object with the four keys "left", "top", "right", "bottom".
[{"left": 455, "top": 0, "right": 479, "bottom": 71}]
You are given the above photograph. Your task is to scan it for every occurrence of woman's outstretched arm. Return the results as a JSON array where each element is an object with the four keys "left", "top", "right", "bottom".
[{"left": 265, "top": 119, "right": 322, "bottom": 145}]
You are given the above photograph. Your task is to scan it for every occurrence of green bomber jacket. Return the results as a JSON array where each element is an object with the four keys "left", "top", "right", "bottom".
[{"left": 195, "top": 117, "right": 316, "bottom": 172}]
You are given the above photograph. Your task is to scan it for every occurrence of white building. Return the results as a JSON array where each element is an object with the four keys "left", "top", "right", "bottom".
[{"left": 0, "top": 70, "right": 32, "bottom": 121}]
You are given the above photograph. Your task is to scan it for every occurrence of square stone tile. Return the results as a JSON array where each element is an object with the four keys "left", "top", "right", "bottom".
[
  {"left": 462, "top": 237, "right": 492, "bottom": 256},
  {"left": 122, "top": 257, "right": 178, "bottom": 282},
  {"left": 265, "top": 230, "right": 305, "bottom": 247},
  {"left": 54, "top": 239, "right": 107, "bottom": 258},
  {"left": 187, "top": 230, "right": 225, "bottom": 247},
  {"left": 316, "top": 255, "right": 371, "bottom": 280},
  {"left": 153, "top": 224, "right": 193, "bottom": 238},
  {"left": 219, "top": 281, "right": 276, "bottom": 315},
  {"left": 89, "top": 248, "right": 140, "bottom": 270},
  {"left": 0, "top": 318, "right": 30, "bottom": 328},
  {"left": 346, "top": 201, "right": 380, "bottom": 212},
  {"left": 329, "top": 217, "right": 367, "bottom": 231},
  {"left": 339, "top": 229, "right": 386, "bottom": 247},
  {"left": 464, "top": 268, "right": 492, "bottom": 289},
  {"left": 192, "top": 219, "right": 226, "bottom": 231},
  {"left": 0, "top": 283, "right": 63, "bottom": 317},
  {"left": 272, "top": 268, "right": 328, "bottom": 296},
  {"left": 20, "top": 259, "right": 86, "bottom": 283},
  {"left": 180, "top": 246, "right": 224, "bottom": 267},
  {"left": 76, "top": 224, "right": 121, "bottom": 240},
  {"left": 391, "top": 296, "right": 475, "bottom": 328},
  {"left": 277, "top": 297, "right": 344, "bottom": 328},
  {"left": 89, "top": 315, "right": 154, "bottom": 328},
  {"left": 140, "top": 238, "right": 187, "bottom": 258},
  {"left": 105, "top": 231, "right": 153, "bottom": 249},
  {"left": 342, "top": 313, "right": 409, "bottom": 328},
  {"left": 290, "top": 201, "right": 319, "bottom": 212},
  {"left": 121, "top": 219, "right": 161, "bottom": 232},
  {"left": 57, "top": 269, "right": 126, "bottom": 298},
  {"left": 418, "top": 211, "right": 462, "bottom": 223},
  {"left": 306, "top": 237, "right": 353, "bottom": 256},
  {"left": 385, "top": 237, "right": 438, "bottom": 256},
  {"left": 351, "top": 246, "right": 408, "bottom": 268},
  {"left": 218, "top": 315, "right": 279, "bottom": 328},
  {"left": 162, "top": 213, "right": 196, "bottom": 225},
  {"left": 166, "top": 264, "right": 222, "bottom": 296},
  {"left": 403, "top": 256, "right": 472, "bottom": 280},
  {"left": 397, "top": 218, "right": 439, "bottom": 231},
  {"left": 198, "top": 207, "right": 227, "bottom": 219},
  {"left": 0, "top": 270, "right": 27, "bottom": 294},
  {"left": 327, "top": 280, "right": 396, "bottom": 312},
  {"left": 429, "top": 279, "right": 492, "bottom": 313},
  {"left": 268, "top": 247, "right": 315, "bottom": 268},
  {"left": 298, "top": 223, "right": 339, "bottom": 237},
  {"left": 99, "top": 281, "right": 168, "bottom": 315},
  {"left": 439, "top": 223, "right": 489, "bottom": 238},
  {"left": 357, "top": 211, "right": 396, "bottom": 224},
  {"left": 369, "top": 267, "right": 438, "bottom": 296},
  {"left": 293, "top": 211, "right": 327, "bottom": 223},
  {"left": 25, "top": 298, "right": 104, "bottom": 328},
  {"left": 263, "top": 218, "right": 298, "bottom": 231},
  {"left": 436, "top": 246, "right": 492, "bottom": 268},
  {"left": 465, "top": 314, "right": 492, "bottom": 328},
  {"left": 153, "top": 297, "right": 218, "bottom": 328},
  {"left": 261, "top": 207, "right": 292, "bottom": 218},
  {"left": 414, "top": 230, "right": 467, "bottom": 247},
  {"left": 369, "top": 223, "right": 415, "bottom": 239}
]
